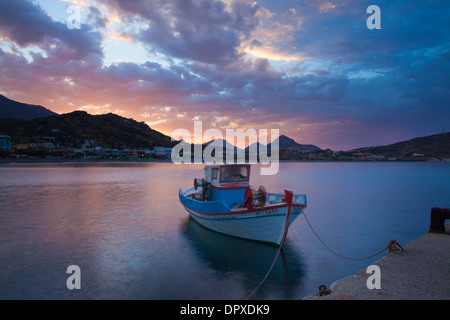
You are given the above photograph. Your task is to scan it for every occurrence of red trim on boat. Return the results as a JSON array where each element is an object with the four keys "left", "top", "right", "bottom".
[
  {"left": 292, "top": 203, "right": 306, "bottom": 207},
  {"left": 182, "top": 200, "right": 305, "bottom": 216},
  {"left": 280, "top": 190, "right": 293, "bottom": 245}
]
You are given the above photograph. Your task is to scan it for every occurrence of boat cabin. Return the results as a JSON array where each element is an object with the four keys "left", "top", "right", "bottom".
[{"left": 203, "top": 164, "right": 250, "bottom": 208}]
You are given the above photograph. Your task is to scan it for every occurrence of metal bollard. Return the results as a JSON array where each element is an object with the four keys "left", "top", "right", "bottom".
[{"left": 428, "top": 207, "right": 450, "bottom": 234}]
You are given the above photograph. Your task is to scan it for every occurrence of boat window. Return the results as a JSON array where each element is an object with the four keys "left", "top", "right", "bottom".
[
  {"left": 211, "top": 168, "right": 218, "bottom": 180},
  {"left": 220, "top": 165, "right": 249, "bottom": 182}
]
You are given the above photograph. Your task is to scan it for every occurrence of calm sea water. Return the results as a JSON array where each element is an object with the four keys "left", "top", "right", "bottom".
[{"left": 0, "top": 161, "right": 449, "bottom": 299}]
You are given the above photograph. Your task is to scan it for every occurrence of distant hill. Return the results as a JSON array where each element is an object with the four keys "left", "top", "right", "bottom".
[
  {"left": 0, "top": 111, "right": 176, "bottom": 149},
  {"left": 203, "top": 138, "right": 243, "bottom": 153},
  {"left": 0, "top": 94, "right": 58, "bottom": 120},
  {"left": 349, "top": 132, "right": 450, "bottom": 159},
  {"left": 276, "top": 135, "right": 321, "bottom": 151},
  {"left": 245, "top": 134, "right": 321, "bottom": 153}
]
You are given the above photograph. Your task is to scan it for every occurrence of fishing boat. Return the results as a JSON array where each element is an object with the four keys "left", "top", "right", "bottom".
[{"left": 178, "top": 164, "right": 307, "bottom": 245}]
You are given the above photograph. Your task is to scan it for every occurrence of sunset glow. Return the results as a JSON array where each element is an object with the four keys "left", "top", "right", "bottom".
[{"left": 0, "top": 0, "right": 449, "bottom": 150}]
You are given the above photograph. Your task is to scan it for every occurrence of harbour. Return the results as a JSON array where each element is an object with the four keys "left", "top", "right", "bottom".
[
  {"left": 305, "top": 220, "right": 450, "bottom": 300},
  {"left": 1, "top": 0, "right": 449, "bottom": 307},
  {"left": 1, "top": 161, "right": 449, "bottom": 300}
]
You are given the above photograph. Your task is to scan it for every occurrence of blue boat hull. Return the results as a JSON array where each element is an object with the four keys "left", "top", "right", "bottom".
[{"left": 179, "top": 188, "right": 306, "bottom": 245}]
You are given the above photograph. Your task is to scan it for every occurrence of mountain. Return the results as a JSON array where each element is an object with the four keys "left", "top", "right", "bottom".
[
  {"left": 0, "top": 94, "right": 58, "bottom": 120},
  {"left": 245, "top": 134, "right": 321, "bottom": 153},
  {"left": 203, "top": 138, "right": 243, "bottom": 152},
  {"left": 0, "top": 111, "right": 176, "bottom": 149},
  {"left": 348, "top": 132, "right": 450, "bottom": 159},
  {"left": 275, "top": 135, "right": 321, "bottom": 151}
]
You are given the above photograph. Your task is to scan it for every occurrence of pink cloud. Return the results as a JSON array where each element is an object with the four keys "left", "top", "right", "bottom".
[{"left": 318, "top": 1, "right": 336, "bottom": 13}]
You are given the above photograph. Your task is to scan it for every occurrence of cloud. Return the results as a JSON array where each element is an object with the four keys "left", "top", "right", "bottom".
[
  {"left": 108, "top": 0, "right": 259, "bottom": 66},
  {"left": 0, "top": 0, "right": 103, "bottom": 62},
  {"left": 0, "top": 0, "right": 449, "bottom": 150},
  {"left": 318, "top": 1, "right": 336, "bottom": 13},
  {"left": 241, "top": 4, "right": 306, "bottom": 62}
]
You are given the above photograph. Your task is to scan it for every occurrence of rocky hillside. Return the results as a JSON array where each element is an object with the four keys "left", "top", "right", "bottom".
[
  {"left": 348, "top": 132, "right": 450, "bottom": 160},
  {"left": 0, "top": 111, "right": 176, "bottom": 149},
  {"left": 0, "top": 94, "right": 58, "bottom": 120}
]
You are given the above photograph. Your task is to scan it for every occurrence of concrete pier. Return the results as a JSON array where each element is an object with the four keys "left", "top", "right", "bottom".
[{"left": 304, "top": 221, "right": 450, "bottom": 300}]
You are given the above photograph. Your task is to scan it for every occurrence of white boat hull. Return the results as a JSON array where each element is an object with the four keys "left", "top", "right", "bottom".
[{"left": 182, "top": 202, "right": 305, "bottom": 245}]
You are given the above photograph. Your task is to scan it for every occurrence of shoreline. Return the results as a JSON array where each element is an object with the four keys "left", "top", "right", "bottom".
[
  {"left": 303, "top": 222, "right": 450, "bottom": 300},
  {"left": 0, "top": 158, "right": 173, "bottom": 164},
  {"left": 0, "top": 158, "right": 448, "bottom": 165}
]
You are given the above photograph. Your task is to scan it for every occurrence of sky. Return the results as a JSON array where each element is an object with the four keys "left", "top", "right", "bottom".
[{"left": 0, "top": 0, "right": 449, "bottom": 150}]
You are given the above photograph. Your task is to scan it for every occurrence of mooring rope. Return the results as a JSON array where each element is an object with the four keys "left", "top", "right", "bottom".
[
  {"left": 245, "top": 238, "right": 285, "bottom": 300},
  {"left": 302, "top": 210, "right": 403, "bottom": 261},
  {"left": 246, "top": 208, "right": 403, "bottom": 299},
  {"left": 245, "top": 195, "right": 292, "bottom": 300}
]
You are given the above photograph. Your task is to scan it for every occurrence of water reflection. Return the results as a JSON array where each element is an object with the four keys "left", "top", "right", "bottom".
[
  {"left": 181, "top": 217, "right": 306, "bottom": 299},
  {"left": 2, "top": 162, "right": 448, "bottom": 299}
]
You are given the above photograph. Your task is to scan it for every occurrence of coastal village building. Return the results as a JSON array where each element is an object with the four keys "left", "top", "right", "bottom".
[
  {"left": 153, "top": 147, "right": 172, "bottom": 158},
  {"left": 8, "top": 136, "right": 174, "bottom": 159}
]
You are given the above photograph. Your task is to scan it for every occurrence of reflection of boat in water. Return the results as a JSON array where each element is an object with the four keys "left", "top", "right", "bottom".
[
  {"left": 178, "top": 164, "right": 307, "bottom": 245},
  {"left": 181, "top": 217, "right": 305, "bottom": 299}
]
